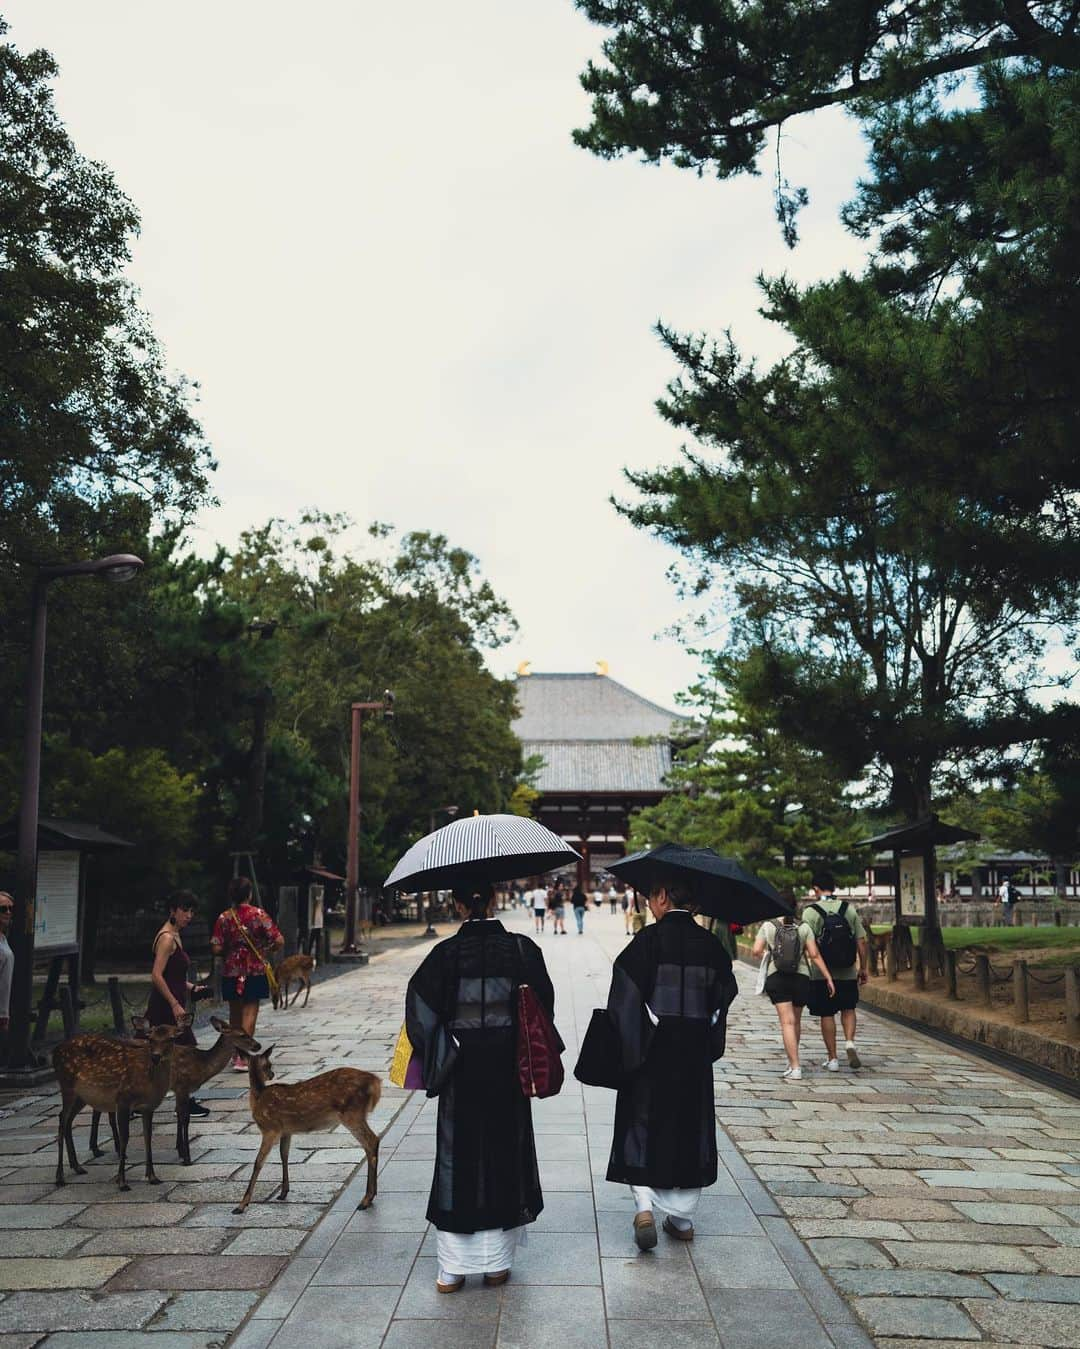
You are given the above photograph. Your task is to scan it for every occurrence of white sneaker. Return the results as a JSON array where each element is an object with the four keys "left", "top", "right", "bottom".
[
  {"left": 822, "top": 1058, "right": 840, "bottom": 1072},
  {"left": 787, "top": 1067, "right": 803, "bottom": 1080}
]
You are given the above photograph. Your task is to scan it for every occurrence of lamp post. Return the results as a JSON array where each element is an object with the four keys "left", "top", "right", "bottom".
[
  {"left": 7, "top": 554, "right": 144, "bottom": 1072},
  {"left": 424, "top": 805, "right": 459, "bottom": 935},
  {"left": 342, "top": 691, "right": 395, "bottom": 955}
]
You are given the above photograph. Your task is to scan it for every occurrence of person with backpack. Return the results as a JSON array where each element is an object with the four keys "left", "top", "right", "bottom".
[
  {"left": 803, "top": 871, "right": 869, "bottom": 1071},
  {"left": 751, "top": 898, "right": 834, "bottom": 1081}
]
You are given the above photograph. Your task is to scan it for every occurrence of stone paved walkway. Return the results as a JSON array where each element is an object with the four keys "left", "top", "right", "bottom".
[{"left": 2, "top": 908, "right": 1079, "bottom": 1346}]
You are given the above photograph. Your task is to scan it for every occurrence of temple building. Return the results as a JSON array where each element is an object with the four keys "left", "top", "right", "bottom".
[{"left": 512, "top": 667, "right": 689, "bottom": 883}]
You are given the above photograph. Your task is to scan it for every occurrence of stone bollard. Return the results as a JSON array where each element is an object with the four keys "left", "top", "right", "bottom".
[
  {"left": 913, "top": 946, "right": 926, "bottom": 991},
  {"left": 946, "top": 950, "right": 958, "bottom": 1001},
  {"left": 1065, "top": 967, "right": 1080, "bottom": 1039},
  {"left": 975, "top": 954, "right": 992, "bottom": 1007},
  {"left": 1013, "top": 959, "right": 1029, "bottom": 1023}
]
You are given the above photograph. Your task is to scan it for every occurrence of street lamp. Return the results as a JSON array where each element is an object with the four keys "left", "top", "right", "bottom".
[
  {"left": 423, "top": 805, "right": 459, "bottom": 935},
  {"left": 7, "top": 553, "right": 144, "bottom": 1073},
  {"left": 342, "top": 690, "right": 395, "bottom": 955}
]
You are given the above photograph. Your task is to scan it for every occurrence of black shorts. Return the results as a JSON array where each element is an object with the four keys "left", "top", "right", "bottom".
[
  {"left": 222, "top": 973, "right": 270, "bottom": 1004},
  {"left": 807, "top": 978, "right": 860, "bottom": 1017},
  {"left": 765, "top": 971, "right": 811, "bottom": 1007}
]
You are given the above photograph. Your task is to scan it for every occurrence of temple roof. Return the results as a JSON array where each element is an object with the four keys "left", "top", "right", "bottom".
[
  {"left": 525, "top": 740, "right": 674, "bottom": 794},
  {"left": 512, "top": 672, "right": 686, "bottom": 741},
  {"left": 513, "top": 672, "right": 688, "bottom": 795}
]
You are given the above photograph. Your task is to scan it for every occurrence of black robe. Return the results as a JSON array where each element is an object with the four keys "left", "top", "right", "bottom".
[
  {"left": 606, "top": 909, "right": 738, "bottom": 1189},
  {"left": 405, "top": 918, "right": 556, "bottom": 1233}
]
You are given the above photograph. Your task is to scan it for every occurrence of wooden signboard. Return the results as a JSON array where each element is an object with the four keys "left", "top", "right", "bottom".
[
  {"left": 898, "top": 853, "right": 927, "bottom": 923},
  {"left": 34, "top": 850, "right": 80, "bottom": 952}
]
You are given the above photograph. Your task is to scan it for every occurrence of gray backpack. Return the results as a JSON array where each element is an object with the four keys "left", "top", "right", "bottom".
[{"left": 771, "top": 921, "right": 803, "bottom": 974}]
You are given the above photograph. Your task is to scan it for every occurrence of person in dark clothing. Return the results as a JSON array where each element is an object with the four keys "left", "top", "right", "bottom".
[
  {"left": 405, "top": 880, "right": 557, "bottom": 1292},
  {"left": 147, "top": 891, "right": 210, "bottom": 1115},
  {"left": 571, "top": 885, "right": 588, "bottom": 934},
  {"left": 603, "top": 883, "right": 738, "bottom": 1250}
]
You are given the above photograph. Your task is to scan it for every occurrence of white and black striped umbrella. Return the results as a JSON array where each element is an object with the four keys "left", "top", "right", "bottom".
[{"left": 384, "top": 814, "right": 581, "bottom": 893}]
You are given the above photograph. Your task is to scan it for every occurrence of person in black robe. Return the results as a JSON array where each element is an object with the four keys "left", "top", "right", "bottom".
[
  {"left": 405, "top": 880, "right": 556, "bottom": 1292},
  {"left": 604, "top": 882, "right": 738, "bottom": 1249}
]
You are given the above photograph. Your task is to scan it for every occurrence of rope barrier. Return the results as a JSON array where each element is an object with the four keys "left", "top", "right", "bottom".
[{"left": 1027, "top": 970, "right": 1067, "bottom": 985}]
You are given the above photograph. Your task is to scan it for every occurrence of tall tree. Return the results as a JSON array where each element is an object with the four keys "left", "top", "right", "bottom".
[
  {"left": 628, "top": 660, "right": 863, "bottom": 889},
  {"left": 572, "top": 2, "right": 1080, "bottom": 241},
  {"left": 0, "top": 20, "right": 213, "bottom": 565}
]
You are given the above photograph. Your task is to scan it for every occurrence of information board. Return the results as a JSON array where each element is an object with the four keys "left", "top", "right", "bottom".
[
  {"left": 899, "top": 854, "right": 926, "bottom": 920},
  {"left": 35, "top": 850, "right": 80, "bottom": 950}
]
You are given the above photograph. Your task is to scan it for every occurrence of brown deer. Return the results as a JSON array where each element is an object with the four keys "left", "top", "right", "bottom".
[
  {"left": 232, "top": 1045, "right": 381, "bottom": 1215},
  {"left": 272, "top": 953, "right": 315, "bottom": 1009},
  {"left": 88, "top": 1015, "right": 261, "bottom": 1165},
  {"left": 53, "top": 1014, "right": 190, "bottom": 1190}
]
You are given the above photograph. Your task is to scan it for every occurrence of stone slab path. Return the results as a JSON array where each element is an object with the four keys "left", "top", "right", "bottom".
[{"left": 2, "top": 906, "right": 1079, "bottom": 1346}]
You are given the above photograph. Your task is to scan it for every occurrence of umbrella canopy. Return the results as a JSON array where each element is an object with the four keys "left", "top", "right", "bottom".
[
  {"left": 384, "top": 814, "right": 581, "bottom": 893},
  {"left": 608, "top": 843, "right": 795, "bottom": 923}
]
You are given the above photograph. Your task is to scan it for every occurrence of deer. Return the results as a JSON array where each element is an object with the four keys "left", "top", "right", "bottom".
[
  {"left": 232, "top": 1045, "right": 381, "bottom": 1215},
  {"left": 53, "top": 1014, "right": 190, "bottom": 1190},
  {"left": 272, "top": 953, "right": 316, "bottom": 1010},
  {"left": 87, "top": 1015, "right": 262, "bottom": 1165}
]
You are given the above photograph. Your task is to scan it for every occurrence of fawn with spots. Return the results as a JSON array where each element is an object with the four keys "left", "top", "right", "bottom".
[
  {"left": 88, "top": 1015, "right": 262, "bottom": 1165},
  {"left": 53, "top": 1014, "right": 190, "bottom": 1190},
  {"left": 272, "top": 953, "right": 316, "bottom": 1009},
  {"left": 232, "top": 1045, "right": 381, "bottom": 1214}
]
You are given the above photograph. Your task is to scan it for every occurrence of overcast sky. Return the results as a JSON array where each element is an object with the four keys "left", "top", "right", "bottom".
[{"left": 5, "top": 1, "right": 869, "bottom": 710}]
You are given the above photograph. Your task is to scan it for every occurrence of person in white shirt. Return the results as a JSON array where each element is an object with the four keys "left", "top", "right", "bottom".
[{"left": 531, "top": 884, "right": 547, "bottom": 935}]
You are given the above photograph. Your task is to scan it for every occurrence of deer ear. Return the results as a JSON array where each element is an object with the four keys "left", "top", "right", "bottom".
[
  {"left": 262, "top": 1044, "right": 276, "bottom": 1057},
  {"left": 210, "top": 1015, "right": 227, "bottom": 1032},
  {"left": 130, "top": 1015, "right": 147, "bottom": 1032},
  {"left": 178, "top": 1012, "right": 194, "bottom": 1028}
]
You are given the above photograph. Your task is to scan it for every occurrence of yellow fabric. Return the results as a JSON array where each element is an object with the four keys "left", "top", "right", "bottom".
[{"left": 389, "top": 1022, "right": 413, "bottom": 1088}]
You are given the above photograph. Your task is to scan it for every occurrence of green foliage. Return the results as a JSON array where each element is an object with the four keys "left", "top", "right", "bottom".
[
  {"left": 572, "top": 2, "right": 1080, "bottom": 242},
  {"left": 627, "top": 660, "right": 862, "bottom": 887},
  {"left": 0, "top": 21, "right": 213, "bottom": 566}
]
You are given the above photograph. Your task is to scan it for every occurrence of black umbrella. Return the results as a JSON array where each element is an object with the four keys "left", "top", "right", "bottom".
[
  {"left": 384, "top": 813, "right": 581, "bottom": 893},
  {"left": 608, "top": 843, "right": 795, "bottom": 923}
]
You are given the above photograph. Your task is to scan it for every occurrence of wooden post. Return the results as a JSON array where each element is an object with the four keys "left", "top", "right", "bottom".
[
  {"left": 886, "top": 940, "right": 897, "bottom": 983},
  {"left": 975, "top": 954, "right": 992, "bottom": 1007},
  {"left": 946, "top": 949, "right": 958, "bottom": 1000},
  {"left": 57, "top": 984, "right": 75, "bottom": 1038},
  {"left": 32, "top": 956, "right": 63, "bottom": 1042},
  {"left": 108, "top": 976, "right": 125, "bottom": 1034},
  {"left": 1013, "top": 960, "right": 1029, "bottom": 1023},
  {"left": 913, "top": 945, "right": 926, "bottom": 991},
  {"left": 1065, "top": 966, "right": 1080, "bottom": 1039},
  {"left": 1056, "top": 910, "right": 1063, "bottom": 927}
]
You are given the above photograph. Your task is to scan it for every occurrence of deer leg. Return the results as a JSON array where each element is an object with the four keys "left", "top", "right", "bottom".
[
  {"left": 56, "top": 1095, "right": 81, "bottom": 1185},
  {"left": 89, "top": 1109, "right": 105, "bottom": 1158},
  {"left": 175, "top": 1097, "right": 193, "bottom": 1165},
  {"left": 346, "top": 1113, "right": 380, "bottom": 1210},
  {"left": 232, "top": 1132, "right": 278, "bottom": 1214},
  {"left": 276, "top": 1134, "right": 291, "bottom": 1201},
  {"left": 116, "top": 1107, "right": 132, "bottom": 1191},
  {"left": 142, "top": 1110, "right": 160, "bottom": 1183},
  {"left": 301, "top": 978, "right": 311, "bottom": 1008},
  {"left": 65, "top": 1098, "right": 86, "bottom": 1177}
]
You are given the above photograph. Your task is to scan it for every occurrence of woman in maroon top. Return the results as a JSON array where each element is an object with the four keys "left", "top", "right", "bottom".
[
  {"left": 211, "top": 877, "right": 284, "bottom": 1069},
  {"left": 147, "top": 890, "right": 210, "bottom": 1114}
]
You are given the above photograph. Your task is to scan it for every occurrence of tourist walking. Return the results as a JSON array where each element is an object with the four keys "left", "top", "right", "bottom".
[
  {"left": 531, "top": 882, "right": 547, "bottom": 935},
  {"left": 608, "top": 884, "right": 618, "bottom": 915},
  {"left": 211, "top": 877, "right": 284, "bottom": 1069},
  {"left": 571, "top": 884, "right": 588, "bottom": 934},
  {"left": 602, "top": 883, "right": 738, "bottom": 1249},
  {"left": 752, "top": 903, "right": 833, "bottom": 1080},
  {"left": 549, "top": 882, "right": 567, "bottom": 935},
  {"left": 802, "top": 872, "right": 868, "bottom": 1070},
  {"left": 405, "top": 881, "right": 557, "bottom": 1292}
]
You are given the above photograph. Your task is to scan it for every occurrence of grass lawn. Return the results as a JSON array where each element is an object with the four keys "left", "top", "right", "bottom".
[
  {"left": 869, "top": 924, "right": 1080, "bottom": 964},
  {"left": 73, "top": 980, "right": 153, "bottom": 1034}
]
